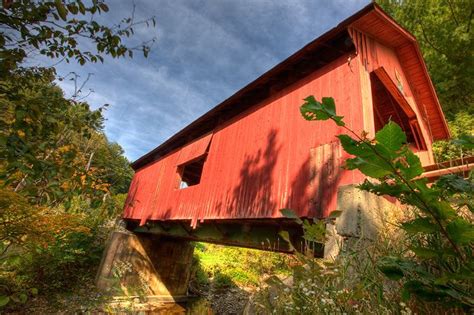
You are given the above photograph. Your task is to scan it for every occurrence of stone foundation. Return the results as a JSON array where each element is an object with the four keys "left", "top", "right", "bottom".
[
  {"left": 96, "top": 231, "right": 194, "bottom": 299},
  {"left": 324, "top": 184, "right": 405, "bottom": 259}
]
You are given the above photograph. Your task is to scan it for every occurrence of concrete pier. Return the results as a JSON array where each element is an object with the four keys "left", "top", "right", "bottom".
[{"left": 96, "top": 231, "right": 194, "bottom": 299}]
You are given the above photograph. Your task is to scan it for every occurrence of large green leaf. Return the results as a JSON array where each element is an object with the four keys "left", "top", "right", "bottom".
[
  {"left": 345, "top": 156, "right": 392, "bottom": 178},
  {"left": 337, "top": 135, "right": 368, "bottom": 156},
  {"left": 378, "top": 258, "right": 404, "bottom": 280},
  {"left": 431, "top": 201, "right": 456, "bottom": 220},
  {"left": 401, "top": 218, "right": 439, "bottom": 234},
  {"left": 399, "top": 150, "right": 423, "bottom": 180},
  {"left": 446, "top": 218, "right": 474, "bottom": 245},
  {"left": 280, "top": 208, "right": 302, "bottom": 224},
  {"left": 375, "top": 121, "right": 406, "bottom": 153},
  {"left": 321, "top": 97, "right": 336, "bottom": 116},
  {"left": 410, "top": 247, "right": 439, "bottom": 259},
  {"left": 0, "top": 296, "right": 9, "bottom": 307},
  {"left": 300, "top": 96, "right": 345, "bottom": 126}
]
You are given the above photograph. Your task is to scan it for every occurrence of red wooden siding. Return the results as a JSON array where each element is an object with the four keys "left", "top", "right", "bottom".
[
  {"left": 349, "top": 27, "right": 437, "bottom": 165},
  {"left": 124, "top": 55, "right": 366, "bottom": 226},
  {"left": 350, "top": 8, "right": 449, "bottom": 141}
]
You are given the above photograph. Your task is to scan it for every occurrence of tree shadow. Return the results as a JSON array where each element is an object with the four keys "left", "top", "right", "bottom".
[
  {"left": 209, "top": 128, "right": 282, "bottom": 219},
  {"left": 287, "top": 141, "right": 345, "bottom": 218}
]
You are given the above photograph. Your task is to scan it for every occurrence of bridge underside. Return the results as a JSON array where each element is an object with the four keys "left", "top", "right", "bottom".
[
  {"left": 126, "top": 218, "right": 324, "bottom": 256},
  {"left": 97, "top": 184, "right": 415, "bottom": 300}
]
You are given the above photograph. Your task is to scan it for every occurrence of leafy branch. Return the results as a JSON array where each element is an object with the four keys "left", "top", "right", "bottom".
[{"left": 0, "top": 0, "right": 157, "bottom": 71}]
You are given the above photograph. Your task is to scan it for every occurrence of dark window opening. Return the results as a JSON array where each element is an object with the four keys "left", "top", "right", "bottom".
[
  {"left": 178, "top": 155, "right": 206, "bottom": 189},
  {"left": 371, "top": 73, "right": 427, "bottom": 150}
]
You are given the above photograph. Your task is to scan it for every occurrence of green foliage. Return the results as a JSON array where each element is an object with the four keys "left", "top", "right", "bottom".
[
  {"left": 300, "top": 96, "right": 345, "bottom": 126},
  {"left": 0, "top": 1, "right": 146, "bottom": 310},
  {"left": 0, "top": 68, "right": 133, "bottom": 209},
  {"left": 0, "top": 0, "right": 156, "bottom": 72},
  {"left": 299, "top": 96, "right": 474, "bottom": 309},
  {"left": 377, "top": 0, "right": 474, "bottom": 117},
  {"left": 0, "top": 67, "right": 132, "bottom": 310},
  {"left": 192, "top": 243, "right": 292, "bottom": 289},
  {"left": 433, "top": 111, "right": 474, "bottom": 162}
]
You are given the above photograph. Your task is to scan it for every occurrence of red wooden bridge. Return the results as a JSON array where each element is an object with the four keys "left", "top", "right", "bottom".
[{"left": 96, "top": 4, "right": 474, "bottom": 299}]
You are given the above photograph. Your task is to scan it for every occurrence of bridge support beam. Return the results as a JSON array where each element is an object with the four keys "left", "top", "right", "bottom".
[{"left": 96, "top": 231, "right": 194, "bottom": 300}]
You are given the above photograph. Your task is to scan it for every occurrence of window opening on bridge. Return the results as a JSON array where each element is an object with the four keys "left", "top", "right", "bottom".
[
  {"left": 178, "top": 155, "right": 206, "bottom": 189},
  {"left": 371, "top": 71, "right": 427, "bottom": 151}
]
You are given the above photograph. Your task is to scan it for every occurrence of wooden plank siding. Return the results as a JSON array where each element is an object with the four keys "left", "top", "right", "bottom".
[{"left": 124, "top": 55, "right": 365, "bottom": 226}]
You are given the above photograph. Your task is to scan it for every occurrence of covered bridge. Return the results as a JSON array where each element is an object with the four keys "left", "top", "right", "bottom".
[
  {"left": 124, "top": 3, "right": 448, "bottom": 233},
  {"left": 97, "top": 3, "right": 453, "bottom": 298}
]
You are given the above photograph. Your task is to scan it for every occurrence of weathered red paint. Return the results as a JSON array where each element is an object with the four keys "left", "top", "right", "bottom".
[{"left": 123, "top": 4, "right": 450, "bottom": 227}]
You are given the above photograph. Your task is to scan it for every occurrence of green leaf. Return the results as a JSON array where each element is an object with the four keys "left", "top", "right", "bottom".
[
  {"left": 401, "top": 218, "right": 438, "bottom": 234},
  {"left": 401, "top": 287, "right": 411, "bottom": 301},
  {"left": 378, "top": 260, "right": 404, "bottom": 280},
  {"left": 345, "top": 156, "right": 392, "bottom": 178},
  {"left": 432, "top": 201, "right": 456, "bottom": 220},
  {"left": 300, "top": 96, "right": 344, "bottom": 125},
  {"left": 446, "top": 218, "right": 474, "bottom": 245},
  {"left": 31, "top": 288, "right": 38, "bottom": 296},
  {"left": 67, "top": 3, "right": 78, "bottom": 14},
  {"left": 410, "top": 247, "right": 438, "bottom": 259},
  {"left": 435, "top": 174, "right": 473, "bottom": 193},
  {"left": 399, "top": 150, "right": 423, "bottom": 180},
  {"left": 278, "top": 231, "right": 294, "bottom": 251},
  {"left": 337, "top": 134, "right": 365, "bottom": 156},
  {"left": 54, "top": 0, "right": 68, "bottom": 21},
  {"left": 452, "top": 134, "right": 474, "bottom": 149},
  {"left": 333, "top": 115, "right": 345, "bottom": 126},
  {"left": 403, "top": 280, "right": 449, "bottom": 302},
  {"left": 0, "top": 296, "right": 9, "bottom": 307},
  {"left": 78, "top": 1, "right": 86, "bottom": 14},
  {"left": 375, "top": 121, "right": 406, "bottom": 153},
  {"left": 321, "top": 97, "right": 336, "bottom": 116},
  {"left": 328, "top": 210, "right": 343, "bottom": 219},
  {"left": 280, "top": 208, "right": 298, "bottom": 219},
  {"left": 99, "top": 3, "right": 109, "bottom": 12},
  {"left": 280, "top": 208, "right": 302, "bottom": 224}
]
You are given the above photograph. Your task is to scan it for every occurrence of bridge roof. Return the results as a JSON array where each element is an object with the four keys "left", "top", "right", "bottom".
[{"left": 131, "top": 3, "right": 449, "bottom": 170}]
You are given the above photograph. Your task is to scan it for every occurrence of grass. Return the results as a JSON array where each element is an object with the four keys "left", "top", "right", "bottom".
[{"left": 192, "top": 242, "right": 293, "bottom": 289}]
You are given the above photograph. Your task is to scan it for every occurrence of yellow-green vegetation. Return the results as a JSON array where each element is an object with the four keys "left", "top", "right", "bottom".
[
  {"left": 192, "top": 243, "right": 293, "bottom": 289},
  {"left": 0, "top": 1, "right": 155, "bottom": 311},
  {"left": 255, "top": 237, "right": 410, "bottom": 314}
]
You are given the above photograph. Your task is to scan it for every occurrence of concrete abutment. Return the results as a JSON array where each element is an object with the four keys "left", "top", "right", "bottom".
[
  {"left": 95, "top": 231, "right": 194, "bottom": 300},
  {"left": 324, "top": 184, "right": 405, "bottom": 259}
]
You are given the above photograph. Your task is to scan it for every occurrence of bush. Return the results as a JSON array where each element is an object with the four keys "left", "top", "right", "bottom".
[{"left": 0, "top": 188, "right": 123, "bottom": 310}]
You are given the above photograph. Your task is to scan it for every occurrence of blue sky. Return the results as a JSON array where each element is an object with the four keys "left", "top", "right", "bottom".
[{"left": 49, "top": 0, "right": 369, "bottom": 161}]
